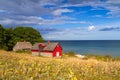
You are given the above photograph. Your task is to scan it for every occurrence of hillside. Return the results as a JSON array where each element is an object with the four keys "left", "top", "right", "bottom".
[{"left": 0, "top": 50, "right": 120, "bottom": 80}]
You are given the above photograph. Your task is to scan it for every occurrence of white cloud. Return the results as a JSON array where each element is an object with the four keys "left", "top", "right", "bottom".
[
  {"left": 61, "top": 0, "right": 120, "bottom": 18},
  {"left": 0, "top": 16, "right": 43, "bottom": 25},
  {"left": 42, "top": 26, "right": 100, "bottom": 40},
  {"left": 42, "top": 26, "right": 120, "bottom": 40},
  {"left": 0, "top": 9, "right": 6, "bottom": 12},
  {"left": 42, "top": 28, "right": 85, "bottom": 40},
  {"left": 0, "top": 15, "right": 88, "bottom": 26},
  {"left": 52, "top": 9, "right": 73, "bottom": 16},
  {"left": 88, "top": 26, "right": 96, "bottom": 31},
  {"left": 106, "top": 0, "right": 120, "bottom": 4},
  {"left": 92, "top": 15, "right": 103, "bottom": 18}
]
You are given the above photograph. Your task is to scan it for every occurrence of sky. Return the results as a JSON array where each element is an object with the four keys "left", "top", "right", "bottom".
[{"left": 0, "top": 0, "right": 120, "bottom": 40}]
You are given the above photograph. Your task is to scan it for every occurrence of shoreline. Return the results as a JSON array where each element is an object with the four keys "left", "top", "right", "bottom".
[{"left": 63, "top": 51, "right": 120, "bottom": 61}]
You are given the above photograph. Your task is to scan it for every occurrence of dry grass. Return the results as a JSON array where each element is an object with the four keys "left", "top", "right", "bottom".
[{"left": 0, "top": 50, "right": 120, "bottom": 80}]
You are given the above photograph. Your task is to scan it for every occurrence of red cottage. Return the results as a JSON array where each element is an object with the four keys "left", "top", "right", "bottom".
[{"left": 31, "top": 42, "right": 62, "bottom": 57}]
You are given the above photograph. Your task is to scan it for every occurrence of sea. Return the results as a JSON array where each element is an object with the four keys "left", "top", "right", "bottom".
[{"left": 51, "top": 40, "right": 120, "bottom": 57}]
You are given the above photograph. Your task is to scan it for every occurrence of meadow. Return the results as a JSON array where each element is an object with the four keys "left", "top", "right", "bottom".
[{"left": 0, "top": 50, "right": 120, "bottom": 80}]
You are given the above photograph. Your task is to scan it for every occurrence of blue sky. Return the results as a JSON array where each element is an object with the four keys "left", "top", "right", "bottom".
[{"left": 0, "top": 0, "right": 120, "bottom": 40}]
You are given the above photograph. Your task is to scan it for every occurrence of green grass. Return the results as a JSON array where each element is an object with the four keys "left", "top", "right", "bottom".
[{"left": 0, "top": 50, "right": 120, "bottom": 80}]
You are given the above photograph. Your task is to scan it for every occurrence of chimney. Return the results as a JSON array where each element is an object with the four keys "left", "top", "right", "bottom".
[{"left": 48, "top": 40, "right": 50, "bottom": 44}]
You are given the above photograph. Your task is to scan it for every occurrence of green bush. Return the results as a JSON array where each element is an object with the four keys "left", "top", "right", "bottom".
[
  {"left": 66, "top": 51, "right": 76, "bottom": 57},
  {"left": 15, "top": 50, "right": 31, "bottom": 54}
]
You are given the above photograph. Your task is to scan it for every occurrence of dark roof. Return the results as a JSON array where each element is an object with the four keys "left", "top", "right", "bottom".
[
  {"left": 31, "top": 43, "right": 48, "bottom": 50},
  {"left": 43, "top": 43, "right": 58, "bottom": 51},
  {"left": 31, "top": 42, "right": 59, "bottom": 51},
  {"left": 31, "top": 43, "right": 39, "bottom": 50}
]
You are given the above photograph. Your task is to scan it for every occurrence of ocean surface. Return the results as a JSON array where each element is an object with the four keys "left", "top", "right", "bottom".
[{"left": 51, "top": 40, "right": 120, "bottom": 57}]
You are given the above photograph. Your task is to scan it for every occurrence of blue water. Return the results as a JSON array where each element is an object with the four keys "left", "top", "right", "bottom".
[{"left": 51, "top": 40, "right": 120, "bottom": 57}]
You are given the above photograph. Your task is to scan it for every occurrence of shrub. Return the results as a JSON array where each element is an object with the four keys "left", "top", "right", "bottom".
[
  {"left": 66, "top": 51, "right": 76, "bottom": 57},
  {"left": 15, "top": 50, "right": 31, "bottom": 54}
]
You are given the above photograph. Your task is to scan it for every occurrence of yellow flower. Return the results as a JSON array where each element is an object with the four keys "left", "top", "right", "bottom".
[{"left": 72, "top": 77, "right": 78, "bottom": 80}]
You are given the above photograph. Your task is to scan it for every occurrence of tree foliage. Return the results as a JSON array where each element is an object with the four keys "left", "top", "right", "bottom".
[
  {"left": 0, "top": 25, "right": 44, "bottom": 51},
  {"left": 0, "top": 24, "right": 4, "bottom": 49},
  {"left": 13, "top": 26, "right": 44, "bottom": 44},
  {"left": 3, "top": 28, "right": 14, "bottom": 50}
]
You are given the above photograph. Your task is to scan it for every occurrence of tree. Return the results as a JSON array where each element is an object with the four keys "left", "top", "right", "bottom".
[
  {"left": 13, "top": 26, "right": 44, "bottom": 44},
  {"left": 3, "top": 28, "right": 14, "bottom": 50},
  {"left": 0, "top": 25, "right": 44, "bottom": 51},
  {"left": 0, "top": 24, "right": 4, "bottom": 49}
]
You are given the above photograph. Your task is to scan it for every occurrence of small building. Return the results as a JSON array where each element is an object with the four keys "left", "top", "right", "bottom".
[
  {"left": 13, "top": 42, "right": 32, "bottom": 51},
  {"left": 31, "top": 42, "right": 62, "bottom": 57}
]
